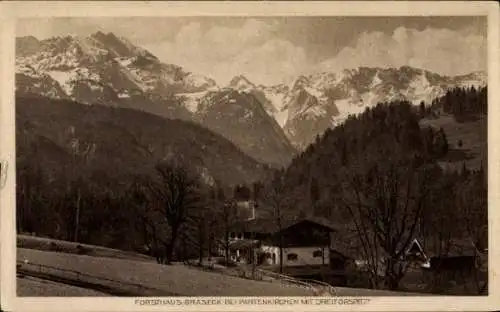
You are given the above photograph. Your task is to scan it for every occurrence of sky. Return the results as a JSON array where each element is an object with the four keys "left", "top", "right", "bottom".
[{"left": 16, "top": 16, "right": 487, "bottom": 86}]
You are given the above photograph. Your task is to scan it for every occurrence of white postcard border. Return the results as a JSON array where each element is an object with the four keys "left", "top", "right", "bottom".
[{"left": 1, "top": 1, "right": 499, "bottom": 311}]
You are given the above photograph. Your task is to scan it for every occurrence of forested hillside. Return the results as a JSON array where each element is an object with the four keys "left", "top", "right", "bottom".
[
  {"left": 16, "top": 96, "right": 270, "bottom": 251},
  {"left": 274, "top": 86, "right": 487, "bottom": 218},
  {"left": 260, "top": 86, "right": 487, "bottom": 290}
]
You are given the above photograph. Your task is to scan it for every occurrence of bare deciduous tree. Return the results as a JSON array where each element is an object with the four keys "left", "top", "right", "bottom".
[
  {"left": 455, "top": 170, "right": 488, "bottom": 294},
  {"left": 129, "top": 178, "right": 167, "bottom": 263},
  {"left": 263, "top": 170, "right": 287, "bottom": 274},
  {"left": 208, "top": 184, "right": 235, "bottom": 266},
  {"left": 206, "top": 186, "right": 223, "bottom": 262},
  {"left": 144, "top": 161, "right": 201, "bottom": 264},
  {"left": 221, "top": 198, "right": 236, "bottom": 265},
  {"left": 339, "top": 163, "right": 432, "bottom": 290}
]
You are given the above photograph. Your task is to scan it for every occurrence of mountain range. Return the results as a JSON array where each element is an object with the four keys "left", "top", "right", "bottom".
[{"left": 15, "top": 32, "right": 486, "bottom": 164}]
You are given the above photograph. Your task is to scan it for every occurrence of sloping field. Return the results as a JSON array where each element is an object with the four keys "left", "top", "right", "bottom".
[
  {"left": 17, "top": 234, "right": 152, "bottom": 262},
  {"left": 17, "top": 248, "right": 315, "bottom": 296},
  {"left": 17, "top": 276, "right": 110, "bottom": 297}
]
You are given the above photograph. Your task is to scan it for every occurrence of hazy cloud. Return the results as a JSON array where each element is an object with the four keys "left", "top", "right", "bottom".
[
  {"left": 143, "top": 19, "right": 310, "bottom": 86},
  {"left": 317, "top": 27, "right": 486, "bottom": 76},
  {"left": 16, "top": 17, "right": 182, "bottom": 44}
]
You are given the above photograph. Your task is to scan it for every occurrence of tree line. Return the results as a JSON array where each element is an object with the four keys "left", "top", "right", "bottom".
[{"left": 423, "top": 85, "right": 487, "bottom": 122}]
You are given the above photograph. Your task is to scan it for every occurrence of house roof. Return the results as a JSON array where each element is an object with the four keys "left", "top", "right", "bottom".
[
  {"left": 406, "top": 238, "right": 425, "bottom": 253},
  {"left": 229, "top": 216, "right": 337, "bottom": 235}
]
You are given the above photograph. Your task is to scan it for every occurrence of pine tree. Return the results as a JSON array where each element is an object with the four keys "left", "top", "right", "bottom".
[
  {"left": 434, "top": 127, "right": 449, "bottom": 156},
  {"left": 419, "top": 101, "right": 426, "bottom": 117}
]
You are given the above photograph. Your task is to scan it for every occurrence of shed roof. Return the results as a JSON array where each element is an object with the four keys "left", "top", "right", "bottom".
[{"left": 329, "top": 224, "right": 484, "bottom": 261}]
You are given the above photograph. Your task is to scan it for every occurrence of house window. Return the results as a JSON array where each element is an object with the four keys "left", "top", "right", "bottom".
[
  {"left": 313, "top": 250, "right": 323, "bottom": 258},
  {"left": 287, "top": 253, "right": 298, "bottom": 261},
  {"left": 230, "top": 232, "right": 235, "bottom": 239},
  {"left": 237, "top": 233, "right": 242, "bottom": 239}
]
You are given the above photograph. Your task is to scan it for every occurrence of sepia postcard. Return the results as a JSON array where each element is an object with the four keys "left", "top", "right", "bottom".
[{"left": 0, "top": 1, "right": 499, "bottom": 311}]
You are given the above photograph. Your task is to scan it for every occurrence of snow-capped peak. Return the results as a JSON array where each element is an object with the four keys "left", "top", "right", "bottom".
[
  {"left": 15, "top": 31, "right": 222, "bottom": 101},
  {"left": 227, "top": 75, "right": 256, "bottom": 92}
]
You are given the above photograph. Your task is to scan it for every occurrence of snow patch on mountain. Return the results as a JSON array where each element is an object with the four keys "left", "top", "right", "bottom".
[
  {"left": 46, "top": 70, "right": 76, "bottom": 95},
  {"left": 303, "top": 86, "right": 327, "bottom": 102},
  {"left": 117, "top": 90, "right": 130, "bottom": 99},
  {"left": 304, "top": 105, "right": 328, "bottom": 119},
  {"left": 370, "top": 72, "right": 382, "bottom": 88},
  {"left": 333, "top": 98, "right": 364, "bottom": 120},
  {"left": 265, "top": 96, "right": 288, "bottom": 126},
  {"left": 46, "top": 68, "right": 102, "bottom": 96},
  {"left": 16, "top": 63, "right": 40, "bottom": 78},
  {"left": 126, "top": 68, "right": 155, "bottom": 92},
  {"left": 184, "top": 73, "right": 217, "bottom": 91},
  {"left": 405, "top": 72, "right": 437, "bottom": 104},
  {"left": 309, "top": 72, "right": 339, "bottom": 90},
  {"left": 259, "top": 86, "right": 289, "bottom": 127},
  {"left": 115, "top": 56, "right": 134, "bottom": 67},
  {"left": 228, "top": 75, "right": 256, "bottom": 93},
  {"left": 177, "top": 90, "right": 208, "bottom": 113}
]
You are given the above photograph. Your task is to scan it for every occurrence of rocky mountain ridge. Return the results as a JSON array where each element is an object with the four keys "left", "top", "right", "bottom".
[{"left": 16, "top": 32, "right": 486, "bottom": 156}]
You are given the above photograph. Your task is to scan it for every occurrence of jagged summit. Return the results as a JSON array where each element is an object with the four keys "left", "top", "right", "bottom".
[
  {"left": 254, "top": 66, "right": 486, "bottom": 149},
  {"left": 15, "top": 31, "right": 217, "bottom": 99}
]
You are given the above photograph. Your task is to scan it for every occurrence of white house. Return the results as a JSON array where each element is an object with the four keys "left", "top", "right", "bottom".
[{"left": 225, "top": 216, "right": 337, "bottom": 268}]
